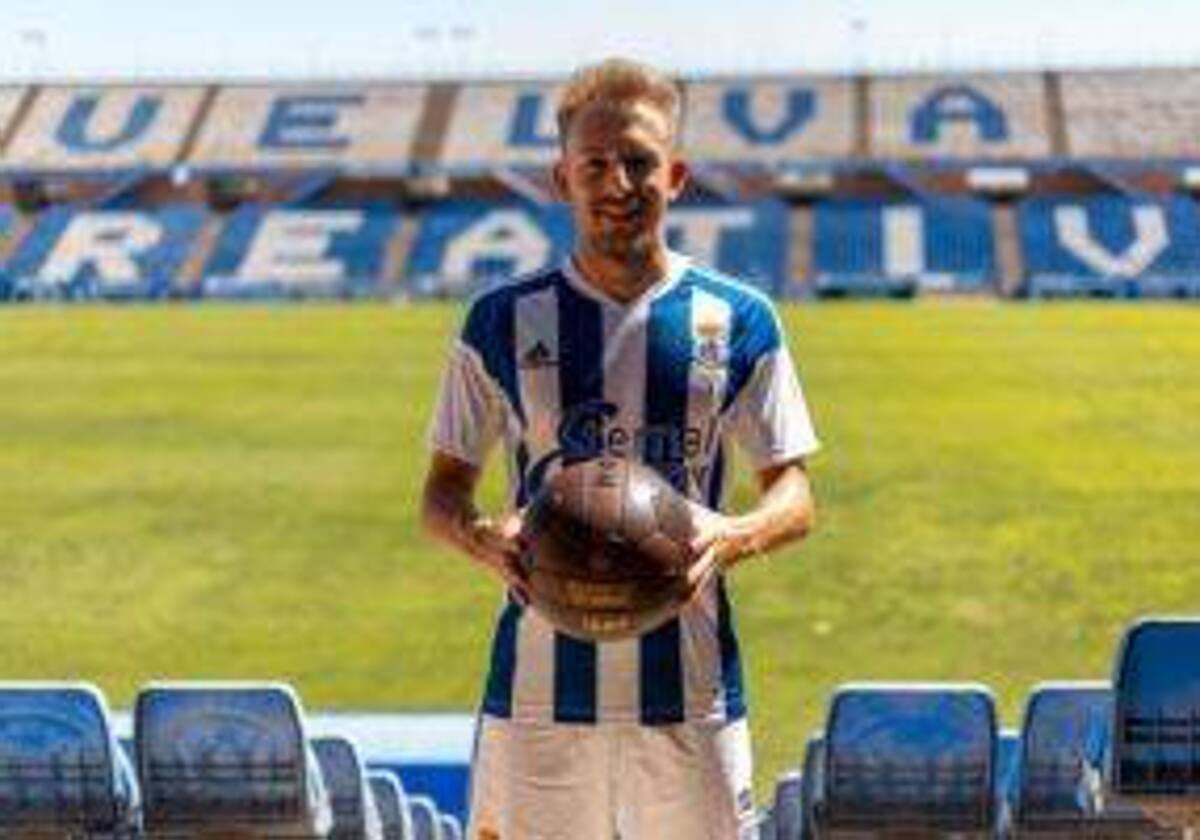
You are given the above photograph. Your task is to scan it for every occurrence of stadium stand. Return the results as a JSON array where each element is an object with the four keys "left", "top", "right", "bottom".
[
  {"left": 0, "top": 69, "right": 1198, "bottom": 301},
  {"left": 311, "top": 736, "right": 384, "bottom": 840},
  {"left": 810, "top": 196, "right": 995, "bottom": 296},
  {"left": 818, "top": 683, "right": 998, "bottom": 837},
  {"left": 439, "top": 83, "right": 563, "bottom": 172},
  {"left": 1060, "top": 69, "right": 1200, "bottom": 159},
  {"left": 406, "top": 795, "right": 442, "bottom": 840},
  {"left": 2, "top": 205, "right": 206, "bottom": 300},
  {"left": 1012, "top": 681, "right": 1169, "bottom": 837},
  {"left": 682, "top": 78, "right": 856, "bottom": 163},
  {"left": 1017, "top": 193, "right": 1200, "bottom": 298},
  {"left": 200, "top": 203, "right": 396, "bottom": 299},
  {"left": 1108, "top": 618, "right": 1200, "bottom": 831},
  {"left": 368, "top": 772, "right": 413, "bottom": 840},
  {"left": 189, "top": 85, "right": 427, "bottom": 172},
  {"left": 3, "top": 86, "right": 205, "bottom": 172},
  {"left": 0, "top": 682, "right": 139, "bottom": 839},
  {"left": 134, "top": 682, "right": 332, "bottom": 838},
  {"left": 869, "top": 74, "right": 1052, "bottom": 160}
]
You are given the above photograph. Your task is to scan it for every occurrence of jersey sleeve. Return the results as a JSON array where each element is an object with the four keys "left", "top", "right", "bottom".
[
  {"left": 726, "top": 330, "right": 820, "bottom": 471},
  {"left": 427, "top": 338, "right": 506, "bottom": 467}
]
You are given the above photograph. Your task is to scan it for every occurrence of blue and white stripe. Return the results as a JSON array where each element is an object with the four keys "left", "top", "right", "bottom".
[{"left": 451, "top": 254, "right": 807, "bottom": 725}]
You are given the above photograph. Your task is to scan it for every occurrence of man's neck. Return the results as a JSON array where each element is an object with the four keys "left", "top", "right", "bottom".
[{"left": 572, "top": 245, "right": 670, "bottom": 304}]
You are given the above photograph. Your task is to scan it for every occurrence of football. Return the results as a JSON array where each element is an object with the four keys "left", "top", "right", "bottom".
[{"left": 518, "top": 456, "right": 700, "bottom": 642}]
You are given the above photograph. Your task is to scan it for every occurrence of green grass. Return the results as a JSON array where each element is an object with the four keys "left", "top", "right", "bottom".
[{"left": 1, "top": 301, "right": 1198, "bottom": 795}]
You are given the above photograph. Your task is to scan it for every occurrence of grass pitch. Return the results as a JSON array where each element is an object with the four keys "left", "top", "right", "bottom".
[{"left": 1, "top": 301, "right": 1198, "bottom": 794}]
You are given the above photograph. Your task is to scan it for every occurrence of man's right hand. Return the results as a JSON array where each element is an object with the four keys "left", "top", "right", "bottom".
[{"left": 466, "top": 512, "right": 531, "bottom": 605}]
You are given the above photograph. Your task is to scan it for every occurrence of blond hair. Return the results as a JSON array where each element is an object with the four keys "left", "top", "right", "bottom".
[{"left": 556, "top": 58, "right": 683, "bottom": 146}]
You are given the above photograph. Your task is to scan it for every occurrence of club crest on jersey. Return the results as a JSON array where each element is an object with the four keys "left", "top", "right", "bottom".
[{"left": 693, "top": 316, "right": 730, "bottom": 370}]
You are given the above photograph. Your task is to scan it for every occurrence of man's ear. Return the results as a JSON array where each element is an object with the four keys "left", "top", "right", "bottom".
[
  {"left": 667, "top": 158, "right": 690, "bottom": 201},
  {"left": 552, "top": 159, "right": 570, "bottom": 202}
]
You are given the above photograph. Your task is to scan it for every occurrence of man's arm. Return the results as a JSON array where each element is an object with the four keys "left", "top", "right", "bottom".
[
  {"left": 687, "top": 458, "right": 815, "bottom": 593},
  {"left": 421, "top": 450, "right": 530, "bottom": 602}
]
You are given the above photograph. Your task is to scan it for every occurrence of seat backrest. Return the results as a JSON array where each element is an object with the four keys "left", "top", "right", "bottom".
[
  {"left": 800, "top": 733, "right": 824, "bottom": 840},
  {"left": 824, "top": 683, "right": 998, "bottom": 832},
  {"left": 1111, "top": 619, "right": 1200, "bottom": 797},
  {"left": 771, "top": 768, "right": 802, "bottom": 840},
  {"left": 368, "top": 772, "right": 412, "bottom": 840},
  {"left": 312, "top": 735, "right": 383, "bottom": 839},
  {"left": 1016, "top": 682, "right": 1111, "bottom": 823},
  {"left": 135, "top": 682, "right": 331, "bottom": 836},
  {"left": 437, "top": 813, "right": 462, "bottom": 840},
  {"left": 407, "top": 795, "right": 442, "bottom": 840},
  {"left": 0, "top": 683, "right": 129, "bottom": 835}
]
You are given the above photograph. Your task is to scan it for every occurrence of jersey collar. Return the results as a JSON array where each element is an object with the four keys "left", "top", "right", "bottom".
[{"left": 562, "top": 250, "right": 690, "bottom": 309}]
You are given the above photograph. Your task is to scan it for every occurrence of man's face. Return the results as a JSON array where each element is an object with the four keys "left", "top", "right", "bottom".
[{"left": 554, "top": 100, "right": 688, "bottom": 267}]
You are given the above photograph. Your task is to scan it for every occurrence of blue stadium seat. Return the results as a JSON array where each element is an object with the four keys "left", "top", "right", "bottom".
[
  {"left": 1109, "top": 619, "right": 1200, "bottom": 818},
  {"left": 134, "top": 682, "right": 332, "bottom": 838},
  {"left": 754, "top": 805, "right": 777, "bottom": 840},
  {"left": 1014, "top": 681, "right": 1167, "bottom": 837},
  {"left": 312, "top": 735, "right": 384, "bottom": 839},
  {"left": 770, "top": 768, "right": 801, "bottom": 840},
  {"left": 0, "top": 682, "right": 139, "bottom": 839},
  {"left": 799, "top": 733, "right": 824, "bottom": 840},
  {"left": 820, "top": 683, "right": 998, "bottom": 837},
  {"left": 436, "top": 812, "right": 462, "bottom": 840},
  {"left": 407, "top": 795, "right": 442, "bottom": 840},
  {"left": 368, "top": 772, "right": 413, "bottom": 840}
]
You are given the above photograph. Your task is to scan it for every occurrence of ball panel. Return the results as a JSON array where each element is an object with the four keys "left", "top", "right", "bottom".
[{"left": 519, "top": 457, "right": 701, "bottom": 642}]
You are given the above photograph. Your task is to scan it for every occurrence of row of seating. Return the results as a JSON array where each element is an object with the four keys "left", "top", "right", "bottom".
[
  {"left": 5, "top": 194, "right": 1200, "bottom": 303},
  {"left": 755, "top": 617, "right": 1200, "bottom": 838},
  {"left": 0, "top": 682, "right": 463, "bottom": 839},
  {"left": 1, "top": 70, "right": 1199, "bottom": 171}
]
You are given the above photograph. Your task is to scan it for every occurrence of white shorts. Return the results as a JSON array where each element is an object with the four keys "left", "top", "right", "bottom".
[{"left": 466, "top": 715, "right": 756, "bottom": 840}]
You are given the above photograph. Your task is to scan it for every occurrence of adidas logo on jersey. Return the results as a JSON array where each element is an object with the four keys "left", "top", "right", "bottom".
[{"left": 520, "top": 340, "right": 557, "bottom": 369}]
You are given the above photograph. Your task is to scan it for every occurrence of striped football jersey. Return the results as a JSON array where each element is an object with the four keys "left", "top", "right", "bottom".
[{"left": 429, "top": 252, "right": 819, "bottom": 725}]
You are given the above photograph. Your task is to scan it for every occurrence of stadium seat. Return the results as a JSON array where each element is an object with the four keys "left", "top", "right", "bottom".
[
  {"left": 798, "top": 733, "right": 824, "bottom": 840},
  {"left": 0, "top": 682, "right": 139, "bottom": 839},
  {"left": 134, "top": 682, "right": 332, "bottom": 838},
  {"left": 368, "top": 772, "right": 413, "bottom": 840},
  {"left": 754, "top": 806, "right": 777, "bottom": 840},
  {"left": 406, "top": 795, "right": 442, "bottom": 840},
  {"left": 770, "top": 768, "right": 801, "bottom": 840},
  {"left": 1013, "top": 681, "right": 1168, "bottom": 838},
  {"left": 1109, "top": 618, "right": 1200, "bottom": 827},
  {"left": 436, "top": 813, "right": 462, "bottom": 840},
  {"left": 311, "top": 735, "right": 384, "bottom": 839},
  {"left": 819, "top": 683, "right": 998, "bottom": 838}
]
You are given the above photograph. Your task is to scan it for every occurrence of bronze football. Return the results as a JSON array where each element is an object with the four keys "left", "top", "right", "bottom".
[{"left": 518, "top": 457, "right": 699, "bottom": 642}]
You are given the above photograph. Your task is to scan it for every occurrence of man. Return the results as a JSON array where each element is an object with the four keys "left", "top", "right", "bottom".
[{"left": 421, "top": 58, "right": 819, "bottom": 839}]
